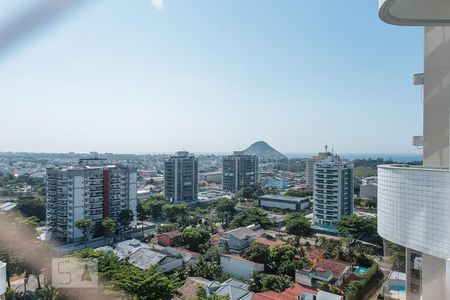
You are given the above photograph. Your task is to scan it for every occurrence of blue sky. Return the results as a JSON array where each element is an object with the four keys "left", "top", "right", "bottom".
[{"left": 0, "top": 0, "right": 423, "bottom": 154}]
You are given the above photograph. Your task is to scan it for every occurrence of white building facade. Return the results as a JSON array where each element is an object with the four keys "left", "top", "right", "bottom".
[
  {"left": 313, "top": 155, "right": 353, "bottom": 231},
  {"left": 46, "top": 158, "right": 137, "bottom": 243},
  {"left": 378, "top": 1, "right": 450, "bottom": 298}
]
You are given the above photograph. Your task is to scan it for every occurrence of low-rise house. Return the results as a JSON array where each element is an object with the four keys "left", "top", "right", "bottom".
[
  {"left": 165, "top": 247, "right": 200, "bottom": 265},
  {"left": 252, "top": 283, "right": 343, "bottom": 300},
  {"left": 316, "top": 291, "right": 344, "bottom": 300},
  {"left": 115, "top": 238, "right": 150, "bottom": 258},
  {"left": 220, "top": 254, "right": 264, "bottom": 280},
  {"left": 255, "top": 237, "right": 285, "bottom": 248},
  {"left": 96, "top": 239, "right": 183, "bottom": 272},
  {"left": 207, "top": 278, "right": 254, "bottom": 300},
  {"left": 210, "top": 230, "right": 224, "bottom": 246},
  {"left": 267, "top": 214, "right": 286, "bottom": 227},
  {"left": 128, "top": 247, "right": 183, "bottom": 272},
  {"left": 258, "top": 194, "right": 309, "bottom": 211},
  {"left": 304, "top": 247, "right": 326, "bottom": 268},
  {"left": 295, "top": 259, "right": 352, "bottom": 288},
  {"left": 252, "top": 283, "right": 318, "bottom": 300},
  {"left": 220, "top": 225, "right": 265, "bottom": 253},
  {"left": 157, "top": 230, "right": 182, "bottom": 247},
  {"left": 173, "top": 277, "right": 209, "bottom": 300}
]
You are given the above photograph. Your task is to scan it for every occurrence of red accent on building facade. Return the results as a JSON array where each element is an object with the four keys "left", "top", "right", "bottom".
[{"left": 103, "top": 169, "right": 110, "bottom": 218}]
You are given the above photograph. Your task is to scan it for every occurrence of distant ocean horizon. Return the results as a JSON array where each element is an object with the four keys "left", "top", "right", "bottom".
[{"left": 283, "top": 152, "right": 422, "bottom": 162}]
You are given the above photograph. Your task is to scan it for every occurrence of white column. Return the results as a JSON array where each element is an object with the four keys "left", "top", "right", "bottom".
[{"left": 423, "top": 26, "right": 450, "bottom": 168}]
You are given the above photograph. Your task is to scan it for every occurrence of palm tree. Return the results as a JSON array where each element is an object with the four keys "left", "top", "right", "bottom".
[
  {"left": 101, "top": 217, "right": 116, "bottom": 244},
  {"left": 118, "top": 209, "right": 134, "bottom": 240},
  {"left": 75, "top": 218, "right": 93, "bottom": 248}
]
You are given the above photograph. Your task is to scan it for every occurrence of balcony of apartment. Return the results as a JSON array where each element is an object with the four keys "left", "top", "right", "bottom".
[
  {"left": 378, "top": 164, "right": 450, "bottom": 260},
  {"left": 379, "top": 0, "right": 450, "bottom": 26}
]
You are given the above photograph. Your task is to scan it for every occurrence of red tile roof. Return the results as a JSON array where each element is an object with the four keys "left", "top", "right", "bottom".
[
  {"left": 157, "top": 230, "right": 181, "bottom": 239},
  {"left": 316, "top": 259, "right": 352, "bottom": 277},
  {"left": 210, "top": 232, "right": 223, "bottom": 245},
  {"left": 256, "top": 237, "right": 286, "bottom": 248},
  {"left": 175, "top": 277, "right": 209, "bottom": 300},
  {"left": 252, "top": 284, "right": 317, "bottom": 300},
  {"left": 305, "top": 247, "right": 326, "bottom": 261}
]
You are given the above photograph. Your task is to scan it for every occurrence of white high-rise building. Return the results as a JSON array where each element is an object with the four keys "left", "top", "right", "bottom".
[
  {"left": 305, "top": 148, "right": 333, "bottom": 188},
  {"left": 378, "top": 1, "right": 450, "bottom": 299},
  {"left": 313, "top": 155, "right": 353, "bottom": 231},
  {"left": 164, "top": 151, "right": 198, "bottom": 203},
  {"left": 46, "top": 158, "right": 137, "bottom": 243}
]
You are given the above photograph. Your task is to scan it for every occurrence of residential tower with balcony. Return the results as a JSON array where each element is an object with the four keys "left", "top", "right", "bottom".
[
  {"left": 164, "top": 151, "right": 198, "bottom": 203},
  {"left": 313, "top": 155, "right": 353, "bottom": 231},
  {"left": 46, "top": 158, "right": 137, "bottom": 243}
]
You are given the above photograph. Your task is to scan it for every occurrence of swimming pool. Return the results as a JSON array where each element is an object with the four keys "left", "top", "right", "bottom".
[
  {"left": 353, "top": 267, "right": 368, "bottom": 275},
  {"left": 389, "top": 285, "right": 406, "bottom": 292}
]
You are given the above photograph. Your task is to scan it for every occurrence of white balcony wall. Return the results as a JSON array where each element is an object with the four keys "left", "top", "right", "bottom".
[{"left": 378, "top": 165, "right": 450, "bottom": 259}]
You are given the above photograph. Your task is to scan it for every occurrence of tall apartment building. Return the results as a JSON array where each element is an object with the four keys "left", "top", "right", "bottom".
[
  {"left": 222, "top": 151, "right": 259, "bottom": 193},
  {"left": 305, "top": 148, "right": 333, "bottom": 188},
  {"left": 313, "top": 155, "right": 353, "bottom": 231},
  {"left": 164, "top": 151, "right": 198, "bottom": 203},
  {"left": 46, "top": 158, "right": 137, "bottom": 243},
  {"left": 378, "top": 2, "right": 450, "bottom": 299}
]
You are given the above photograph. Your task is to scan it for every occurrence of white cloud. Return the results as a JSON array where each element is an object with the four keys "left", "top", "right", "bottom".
[{"left": 150, "top": 0, "right": 164, "bottom": 11}]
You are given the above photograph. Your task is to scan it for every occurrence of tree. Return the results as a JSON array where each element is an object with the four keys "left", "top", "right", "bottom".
[
  {"left": 277, "top": 260, "right": 299, "bottom": 277},
  {"left": 243, "top": 242, "right": 270, "bottom": 265},
  {"left": 285, "top": 188, "right": 312, "bottom": 197},
  {"left": 336, "top": 215, "right": 377, "bottom": 245},
  {"left": 111, "top": 266, "right": 179, "bottom": 300},
  {"left": 75, "top": 218, "right": 93, "bottom": 248},
  {"left": 182, "top": 228, "right": 210, "bottom": 252},
  {"left": 366, "top": 198, "right": 377, "bottom": 209},
  {"left": 137, "top": 201, "right": 149, "bottom": 223},
  {"left": 35, "top": 283, "right": 72, "bottom": 300},
  {"left": 229, "top": 208, "right": 271, "bottom": 229},
  {"left": 390, "top": 243, "right": 406, "bottom": 271},
  {"left": 237, "top": 187, "right": 258, "bottom": 199},
  {"left": 203, "top": 246, "right": 225, "bottom": 264},
  {"left": 163, "top": 203, "right": 190, "bottom": 225},
  {"left": 72, "top": 249, "right": 180, "bottom": 300},
  {"left": 285, "top": 213, "right": 314, "bottom": 245},
  {"left": 249, "top": 273, "right": 292, "bottom": 293},
  {"left": 0, "top": 245, "right": 24, "bottom": 287},
  {"left": 268, "top": 244, "right": 298, "bottom": 275},
  {"left": 118, "top": 209, "right": 134, "bottom": 240},
  {"left": 354, "top": 197, "right": 363, "bottom": 207},
  {"left": 22, "top": 245, "right": 51, "bottom": 290},
  {"left": 145, "top": 196, "right": 167, "bottom": 220},
  {"left": 269, "top": 245, "right": 297, "bottom": 267},
  {"left": 193, "top": 287, "right": 229, "bottom": 300},
  {"left": 157, "top": 223, "right": 179, "bottom": 234},
  {"left": 214, "top": 198, "right": 237, "bottom": 227},
  {"left": 15, "top": 199, "right": 46, "bottom": 222},
  {"left": 186, "top": 259, "right": 224, "bottom": 281},
  {"left": 316, "top": 237, "right": 345, "bottom": 259},
  {"left": 101, "top": 217, "right": 116, "bottom": 244},
  {"left": 118, "top": 209, "right": 134, "bottom": 230}
]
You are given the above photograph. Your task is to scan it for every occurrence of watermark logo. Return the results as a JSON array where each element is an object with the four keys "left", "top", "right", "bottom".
[{"left": 52, "top": 258, "right": 98, "bottom": 288}]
